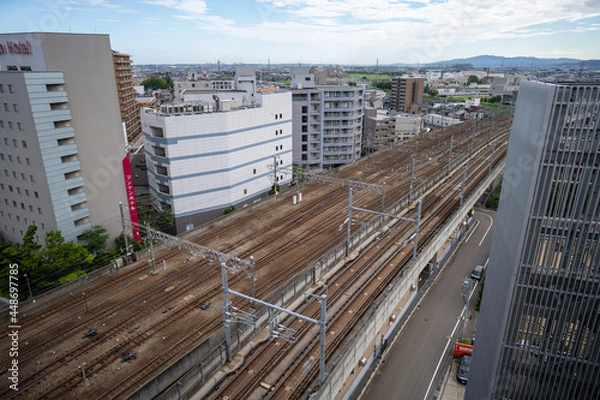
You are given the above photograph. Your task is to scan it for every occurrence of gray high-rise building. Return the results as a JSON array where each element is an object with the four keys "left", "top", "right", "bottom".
[
  {"left": 0, "top": 33, "right": 130, "bottom": 244},
  {"left": 466, "top": 80, "right": 600, "bottom": 399}
]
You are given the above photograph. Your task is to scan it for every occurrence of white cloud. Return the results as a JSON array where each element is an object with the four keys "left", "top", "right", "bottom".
[{"left": 139, "top": 0, "right": 600, "bottom": 62}]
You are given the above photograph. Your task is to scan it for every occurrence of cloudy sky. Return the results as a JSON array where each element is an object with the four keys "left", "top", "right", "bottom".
[{"left": 2, "top": 0, "right": 600, "bottom": 65}]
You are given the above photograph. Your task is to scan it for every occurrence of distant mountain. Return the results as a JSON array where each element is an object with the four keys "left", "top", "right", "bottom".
[{"left": 426, "top": 55, "right": 599, "bottom": 68}]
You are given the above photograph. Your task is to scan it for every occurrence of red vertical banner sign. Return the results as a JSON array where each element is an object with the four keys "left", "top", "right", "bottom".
[{"left": 122, "top": 155, "right": 142, "bottom": 243}]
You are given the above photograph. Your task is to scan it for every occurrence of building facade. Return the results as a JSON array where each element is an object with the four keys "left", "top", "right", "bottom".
[
  {"left": 390, "top": 77, "right": 424, "bottom": 113},
  {"left": 112, "top": 50, "right": 141, "bottom": 143},
  {"left": 141, "top": 70, "right": 292, "bottom": 233},
  {"left": 290, "top": 67, "right": 364, "bottom": 171},
  {"left": 173, "top": 79, "right": 234, "bottom": 101},
  {"left": 466, "top": 81, "right": 600, "bottom": 399},
  {"left": 0, "top": 33, "right": 129, "bottom": 244}
]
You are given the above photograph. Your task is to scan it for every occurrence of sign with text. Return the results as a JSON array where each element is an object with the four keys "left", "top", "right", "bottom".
[
  {"left": 0, "top": 41, "right": 32, "bottom": 55},
  {"left": 122, "top": 155, "right": 141, "bottom": 243}
]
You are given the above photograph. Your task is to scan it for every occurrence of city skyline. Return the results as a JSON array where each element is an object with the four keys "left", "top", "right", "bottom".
[{"left": 1, "top": 0, "right": 599, "bottom": 66}]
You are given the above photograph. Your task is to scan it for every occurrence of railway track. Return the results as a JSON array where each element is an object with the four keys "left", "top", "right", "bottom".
[
  {"left": 0, "top": 114, "right": 512, "bottom": 399},
  {"left": 210, "top": 136, "right": 507, "bottom": 399}
]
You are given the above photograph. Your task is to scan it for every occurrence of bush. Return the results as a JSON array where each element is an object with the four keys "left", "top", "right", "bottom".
[
  {"left": 59, "top": 269, "right": 86, "bottom": 284},
  {"left": 224, "top": 205, "right": 236, "bottom": 215}
]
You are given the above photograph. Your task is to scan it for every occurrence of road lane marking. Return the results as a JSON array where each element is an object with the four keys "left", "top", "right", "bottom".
[
  {"left": 478, "top": 212, "right": 494, "bottom": 246},
  {"left": 464, "top": 219, "right": 480, "bottom": 243}
]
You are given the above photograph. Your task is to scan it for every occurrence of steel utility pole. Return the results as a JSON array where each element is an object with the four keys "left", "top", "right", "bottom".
[{"left": 119, "top": 202, "right": 130, "bottom": 257}]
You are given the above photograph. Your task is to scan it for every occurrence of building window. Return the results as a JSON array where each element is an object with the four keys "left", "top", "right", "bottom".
[
  {"left": 64, "top": 171, "right": 81, "bottom": 180},
  {"left": 153, "top": 146, "right": 166, "bottom": 157},
  {"left": 25, "top": 189, "right": 29, "bottom": 196},
  {"left": 61, "top": 154, "right": 78, "bottom": 163},
  {"left": 3, "top": 103, "right": 8, "bottom": 112},
  {"left": 13, "top": 104, "right": 18, "bottom": 112},
  {"left": 71, "top": 201, "right": 87, "bottom": 211},
  {"left": 0, "top": 84, "right": 3, "bottom": 93},
  {"left": 29, "top": 205, "right": 33, "bottom": 212},
  {"left": 30, "top": 175, "right": 35, "bottom": 182},
  {"left": 22, "top": 140, "right": 26, "bottom": 148},
  {"left": 38, "top": 207, "right": 42, "bottom": 214},
  {"left": 8, "top": 121, "right": 13, "bottom": 130},
  {"left": 7, "top": 155, "right": 12, "bottom": 162},
  {"left": 149, "top": 126, "right": 163, "bottom": 138},
  {"left": 8, "top": 185, "right": 13, "bottom": 192},
  {"left": 158, "top": 184, "right": 170, "bottom": 194},
  {"left": 0, "top": 121, "right": 3, "bottom": 128},
  {"left": 17, "top": 123, "right": 22, "bottom": 131},
  {"left": 253, "top": 169, "right": 256, "bottom": 174},
  {"left": 34, "top": 191, "right": 39, "bottom": 198},
  {"left": 156, "top": 165, "right": 168, "bottom": 176},
  {"left": 13, "top": 139, "right": 17, "bottom": 147},
  {"left": 54, "top": 120, "right": 71, "bottom": 128},
  {"left": 302, "top": 106, "right": 308, "bottom": 113},
  {"left": 67, "top": 187, "right": 83, "bottom": 196},
  {"left": 57, "top": 137, "right": 74, "bottom": 146},
  {"left": 8, "top": 85, "right": 14, "bottom": 93},
  {"left": 0, "top": 154, "right": 3, "bottom": 161},
  {"left": 46, "top": 83, "right": 65, "bottom": 92},
  {"left": 73, "top": 217, "right": 90, "bottom": 226},
  {"left": 26, "top": 157, "right": 30, "bottom": 165}
]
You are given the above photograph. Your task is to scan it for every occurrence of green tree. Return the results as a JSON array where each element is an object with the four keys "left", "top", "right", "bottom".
[
  {"left": 373, "top": 80, "right": 392, "bottom": 91},
  {"left": 38, "top": 231, "right": 94, "bottom": 278},
  {"left": 79, "top": 225, "right": 109, "bottom": 256},
  {"left": 467, "top": 75, "right": 481, "bottom": 85},
  {"left": 115, "top": 233, "right": 144, "bottom": 255},
  {"left": 136, "top": 194, "right": 175, "bottom": 232},
  {"left": 163, "top": 74, "right": 174, "bottom": 88},
  {"left": 141, "top": 77, "right": 170, "bottom": 91},
  {"left": 1, "top": 226, "right": 94, "bottom": 296}
]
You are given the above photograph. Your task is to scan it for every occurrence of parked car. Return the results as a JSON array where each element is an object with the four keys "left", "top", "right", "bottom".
[
  {"left": 456, "top": 354, "right": 471, "bottom": 384},
  {"left": 471, "top": 264, "right": 485, "bottom": 281}
]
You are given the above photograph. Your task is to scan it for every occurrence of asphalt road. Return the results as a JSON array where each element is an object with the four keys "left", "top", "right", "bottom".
[{"left": 359, "top": 209, "right": 496, "bottom": 400}]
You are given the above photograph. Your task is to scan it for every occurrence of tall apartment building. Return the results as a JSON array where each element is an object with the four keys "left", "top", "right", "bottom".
[
  {"left": 141, "top": 67, "right": 292, "bottom": 233},
  {"left": 290, "top": 67, "right": 364, "bottom": 171},
  {"left": 112, "top": 50, "right": 141, "bottom": 143},
  {"left": 466, "top": 81, "right": 600, "bottom": 399},
  {"left": 0, "top": 33, "right": 130, "bottom": 244},
  {"left": 390, "top": 77, "right": 424, "bottom": 113}
]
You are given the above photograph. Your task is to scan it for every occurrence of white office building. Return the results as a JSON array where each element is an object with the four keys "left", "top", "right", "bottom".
[{"left": 141, "top": 68, "right": 292, "bottom": 233}]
